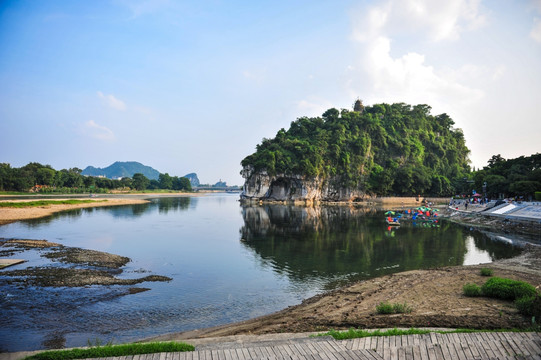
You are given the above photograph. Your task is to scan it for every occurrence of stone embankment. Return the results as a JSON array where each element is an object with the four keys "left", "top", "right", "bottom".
[{"left": 446, "top": 200, "right": 541, "bottom": 237}]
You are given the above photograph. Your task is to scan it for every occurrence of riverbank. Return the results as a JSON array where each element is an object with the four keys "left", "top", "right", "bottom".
[
  {"left": 147, "top": 243, "right": 541, "bottom": 343},
  {"left": 0, "top": 198, "right": 150, "bottom": 225},
  {"left": 0, "top": 192, "right": 208, "bottom": 225}
]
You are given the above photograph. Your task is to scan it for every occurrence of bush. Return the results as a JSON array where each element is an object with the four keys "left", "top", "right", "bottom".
[
  {"left": 376, "top": 302, "right": 394, "bottom": 314},
  {"left": 480, "top": 268, "right": 493, "bottom": 277},
  {"left": 463, "top": 283, "right": 482, "bottom": 297},
  {"left": 392, "top": 302, "right": 413, "bottom": 314},
  {"left": 481, "top": 277, "right": 537, "bottom": 300},
  {"left": 535, "top": 192, "right": 541, "bottom": 201},
  {"left": 376, "top": 302, "right": 412, "bottom": 314},
  {"left": 515, "top": 295, "right": 541, "bottom": 318}
]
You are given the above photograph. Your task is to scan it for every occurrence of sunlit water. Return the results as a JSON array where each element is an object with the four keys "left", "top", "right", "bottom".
[{"left": 0, "top": 194, "right": 527, "bottom": 351}]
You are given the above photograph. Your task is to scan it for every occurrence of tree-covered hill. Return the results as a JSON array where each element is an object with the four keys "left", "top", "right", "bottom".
[
  {"left": 241, "top": 101, "right": 471, "bottom": 197},
  {"left": 82, "top": 161, "right": 161, "bottom": 180}
]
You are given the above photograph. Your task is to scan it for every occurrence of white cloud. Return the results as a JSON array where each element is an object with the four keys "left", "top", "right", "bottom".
[
  {"left": 97, "top": 91, "right": 126, "bottom": 111},
  {"left": 353, "top": 0, "right": 485, "bottom": 43},
  {"left": 349, "top": 0, "right": 485, "bottom": 112},
  {"left": 531, "top": 18, "right": 541, "bottom": 43},
  {"left": 84, "top": 120, "right": 115, "bottom": 141}
]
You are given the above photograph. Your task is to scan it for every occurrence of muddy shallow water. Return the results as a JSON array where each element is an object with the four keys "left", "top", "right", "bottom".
[{"left": 0, "top": 194, "right": 533, "bottom": 352}]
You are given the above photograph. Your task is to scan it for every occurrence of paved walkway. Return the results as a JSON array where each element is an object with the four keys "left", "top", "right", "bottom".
[{"left": 5, "top": 331, "right": 539, "bottom": 360}]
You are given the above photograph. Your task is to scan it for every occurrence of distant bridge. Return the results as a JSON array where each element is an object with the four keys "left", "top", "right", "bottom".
[{"left": 194, "top": 186, "right": 242, "bottom": 192}]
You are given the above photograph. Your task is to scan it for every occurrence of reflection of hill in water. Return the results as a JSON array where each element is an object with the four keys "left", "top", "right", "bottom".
[{"left": 239, "top": 205, "right": 522, "bottom": 290}]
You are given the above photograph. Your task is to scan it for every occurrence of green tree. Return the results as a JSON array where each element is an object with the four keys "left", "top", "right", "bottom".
[
  {"left": 159, "top": 173, "right": 173, "bottom": 189},
  {"left": 132, "top": 173, "right": 150, "bottom": 191}
]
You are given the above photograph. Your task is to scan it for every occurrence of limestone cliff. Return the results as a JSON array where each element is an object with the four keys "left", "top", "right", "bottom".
[{"left": 240, "top": 166, "right": 369, "bottom": 202}]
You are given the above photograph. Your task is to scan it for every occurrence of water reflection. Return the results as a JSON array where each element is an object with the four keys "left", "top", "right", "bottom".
[
  {"left": 16, "top": 197, "right": 193, "bottom": 227},
  {"left": 239, "top": 204, "right": 523, "bottom": 290}
]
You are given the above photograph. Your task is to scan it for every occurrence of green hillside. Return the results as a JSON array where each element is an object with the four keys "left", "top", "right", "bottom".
[
  {"left": 82, "top": 161, "right": 161, "bottom": 180},
  {"left": 241, "top": 101, "right": 471, "bottom": 197}
]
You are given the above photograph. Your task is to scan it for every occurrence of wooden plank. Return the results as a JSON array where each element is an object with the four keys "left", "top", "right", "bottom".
[
  {"left": 388, "top": 344, "right": 398, "bottom": 360},
  {"left": 417, "top": 342, "right": 429, "bottom": 360},
  {"left": 288, "top": 342, "right": 304, "bottom": 356},
  {"left": 316, "top": 341, "right": 340, "bottom": 360},
  {"left": 224, "top": 349, "right": 235, "bottom": 360},
  {"left": 458, "top": 340, "right": 476, "bottom": 360},
  {"left": 246, "top": 347, "right": 259, "bottom": 359},
  {"left": 521, "top": 339, "right": 541, "bottom": 357},
  {"left": 478, "top": 339, "right": 497, "bottom": 359},
  {"left": 364, "top": 348, "right": 385, "bottom": 360},
  {"left": 502, "top": 332, "right": 524, "bottom": 356},
  {"left": 452, "top": 342, "right": 468, "bottom": 360},
  {"left": 439, "top": 343, "right": 453, "bottom": 360},
  {"left": 376, "top": 337, "right": 384, "bottom": 355},
  {"left": 490, "top": 339, "right": 511, "bottom": 359},
  {"left": 397, "top": 346, "right": 406, "bottom": 360},
  {"left": 411, "top": 345, "right": 422, "bottom": 360},
  {"left": 425, "top": 344, "right": 438, "bottom": 360},
  {"left": 526, "top": 337, "right": 541, "bottom": 353}
]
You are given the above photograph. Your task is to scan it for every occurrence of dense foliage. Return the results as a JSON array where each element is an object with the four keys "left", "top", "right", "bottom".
[
  {"left": 471, "top": 153, "right": 541, "bottom": 199},
  {"left": 241, "top": 102, "right": 471, "bottom": 196},
  {"left": 0, "top": 162, "right": 191, "bottom": 193},
  {"left": 82, "top": 161, "right": 161, "bottom": 180}
]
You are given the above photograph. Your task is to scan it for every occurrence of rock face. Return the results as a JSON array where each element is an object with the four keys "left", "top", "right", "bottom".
[{"left": 240, "top": 166, "right": 369, "bottom": 202}]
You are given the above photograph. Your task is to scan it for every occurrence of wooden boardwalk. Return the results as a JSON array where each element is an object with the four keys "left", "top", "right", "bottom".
[{"left": 95, "top": 331, "right": 540, "bottom": 360}]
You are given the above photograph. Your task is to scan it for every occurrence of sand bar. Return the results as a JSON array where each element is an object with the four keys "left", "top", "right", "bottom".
[{"left": 0, "top": 197, "right": 150, "bottom": 225}]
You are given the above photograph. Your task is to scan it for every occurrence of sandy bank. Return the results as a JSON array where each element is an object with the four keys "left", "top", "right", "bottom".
[{"left": 0, "top": 198, "right": 150, "bottom": 225}]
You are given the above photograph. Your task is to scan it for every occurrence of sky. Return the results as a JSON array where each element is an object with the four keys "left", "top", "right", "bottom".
[{"left": 1, "top": 0, "right": 540, "bottom": 186}]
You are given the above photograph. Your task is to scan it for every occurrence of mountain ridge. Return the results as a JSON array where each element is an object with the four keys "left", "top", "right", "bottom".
[{"left": 82, "top": 161, "right": 162, "bottom": 180}]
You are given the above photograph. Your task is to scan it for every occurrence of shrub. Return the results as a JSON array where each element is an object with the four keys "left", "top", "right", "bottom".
[
  {"left": 515, "top": 295, "right": 541, "bottom": 318},
  {"left": 392, "top": 302, "right": 413, "bottom": 314},
  {"left": 376, "top": 302, "right": 394, "bottom": 314},
  {"left": 535, "top": 192, "right": 541, "bottom": 201},
  {"left": 480, "top": 268, "right": 493, "bottom": 277},
  {"left": 481, "top": 277, "right": 537, "bottom": 300},
  {"left": 463, "top": 283, "right": 482, "bottom": 297},
  {"left": 376, "top": 302, "right": 413, "bottom": 314}
]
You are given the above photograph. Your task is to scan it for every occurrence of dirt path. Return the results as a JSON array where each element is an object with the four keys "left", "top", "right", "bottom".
[{"left": 150, "top": 244, "right": 541, "bottom": 342}]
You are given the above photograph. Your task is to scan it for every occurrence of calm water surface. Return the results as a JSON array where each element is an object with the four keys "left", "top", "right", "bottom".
[{"left": 0, "top": 194, "right": 525, "bottom": 351}]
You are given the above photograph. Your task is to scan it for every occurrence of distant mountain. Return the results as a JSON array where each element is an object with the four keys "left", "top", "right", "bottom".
[
  {"left": 183, "top": 173, "right": 200, "bottom": 187},
  {"left": 82, "top": 161, "right": 161, "bottom": 180}
]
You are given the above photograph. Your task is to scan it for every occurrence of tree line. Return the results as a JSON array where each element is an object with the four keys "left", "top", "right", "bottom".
[
  {"left": 0, "top": 162, "right": 192, "bottom": 193},
  {"left": 469, "top": 153, "right": 541, "bottom": 200}
]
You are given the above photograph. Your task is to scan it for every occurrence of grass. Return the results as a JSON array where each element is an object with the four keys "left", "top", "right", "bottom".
[
  {"left": 463, "top": 283, "right": 482, "bottom": 297},
  {"left": 480, "top": 268, "right": 494, "bottom": 276},
  {"left": 376, "top": 302, "right": 413, "bottom": 314},
  {"left": 22, "top": 341, "right": 194, "bottom": 360},
  {"left": 0, "top": 200, "right": 106, "bottom": 208},
  {"left": 481, "top": 277, "right": 537, "bottom": 301},
  {"left": 319, "top": 327, "right": 537, "bottom": 340}
]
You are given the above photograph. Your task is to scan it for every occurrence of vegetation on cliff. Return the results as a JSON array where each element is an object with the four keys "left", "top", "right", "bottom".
[{"left": 241, "top": 101, "right": 470, "bottom": 196}]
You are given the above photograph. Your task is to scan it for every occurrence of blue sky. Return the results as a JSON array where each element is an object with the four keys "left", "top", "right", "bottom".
[{"left": 1, "top": 0, "right": 540, "bottom": 185}]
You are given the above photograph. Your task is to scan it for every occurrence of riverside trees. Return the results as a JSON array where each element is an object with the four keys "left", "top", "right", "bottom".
[{"left": 0, "top": 163, "right": 192, "bottom": 193}]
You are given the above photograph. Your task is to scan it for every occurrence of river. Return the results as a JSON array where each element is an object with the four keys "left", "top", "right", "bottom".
[{"left": 0, "top": 194, "right": 525, "bottom": 351}]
